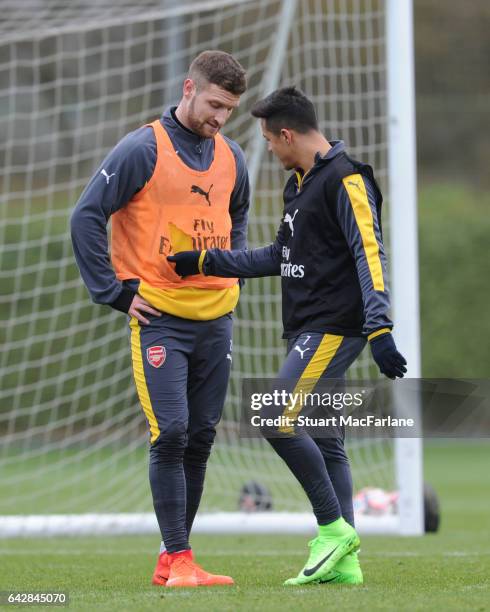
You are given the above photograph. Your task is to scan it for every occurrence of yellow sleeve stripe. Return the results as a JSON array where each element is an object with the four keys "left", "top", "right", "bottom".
[
  {"left": 368, "top": 328, "right": 391, "bottom": 342},
  {"left": 198, "top": 250, "right": 207, "bottom": 274},
  {"left": 343, "top": 174, "right": 385, "bottom": 292},
  {"left": 129, "top": 316, "right": 160, "bottom": 444},
  {"left": 279, "top": 334, "right": 344, "bottom": 434}
]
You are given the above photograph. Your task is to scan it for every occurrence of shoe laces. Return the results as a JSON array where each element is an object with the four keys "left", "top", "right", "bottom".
[
  {"left": 307, "top": 536, "right": 325, "bottom": 550},
  {"left": 306, "top": 535, "right": 331, "bottom": 564}
]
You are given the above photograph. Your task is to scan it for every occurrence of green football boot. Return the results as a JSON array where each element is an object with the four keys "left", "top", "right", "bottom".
[
  {"left": 318, "top": 551, "right": 363, "bottom": 584},
  {"left": 283, "top": 517, "right": 360, "bottom": 586}
]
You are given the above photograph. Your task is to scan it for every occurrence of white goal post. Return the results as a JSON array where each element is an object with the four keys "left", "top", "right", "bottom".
[{"left": 0, "top": 0, "right": 423, "bottom": 537}]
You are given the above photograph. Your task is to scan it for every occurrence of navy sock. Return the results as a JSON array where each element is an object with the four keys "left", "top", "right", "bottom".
[
  {"left": 325, "top": 459, "right": 355, "bottom": 527},
  {"left": 149, "top": 440, "right": 189, "bottom": 553},
  {"left": 183, "top": 453, "right": 208, "bottom": 536},
  {"left": 314, "top": 437, "right": 355, "bottom": 527},
  {"left": 266, "top": 434, "right": 341, "bottom": 524}
]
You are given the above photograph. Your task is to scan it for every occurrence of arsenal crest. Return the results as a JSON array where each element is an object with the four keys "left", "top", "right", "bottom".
[{"left": 147, "top": 345, "right": 166, "bottom": 368}]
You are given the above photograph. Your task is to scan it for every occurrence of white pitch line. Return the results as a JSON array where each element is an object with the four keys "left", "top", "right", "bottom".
[{"left": 0, "top": 549, "right": 488, "bottom": 558}]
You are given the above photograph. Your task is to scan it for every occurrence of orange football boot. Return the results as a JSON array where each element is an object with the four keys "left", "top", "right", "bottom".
[
  {"left": 152, "top": 551, "right": 170, "bottom": 586},
  {"left": 166, "top": 549, "right": 234, "bottom": 588}
]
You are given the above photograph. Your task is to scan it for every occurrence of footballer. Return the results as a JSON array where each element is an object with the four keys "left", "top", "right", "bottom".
[
  {"left": 169, "top": 86, "right": 407, "bottom": 585},
  {"left": 72, "top": 51, "right": 249, "bottom": 588}
]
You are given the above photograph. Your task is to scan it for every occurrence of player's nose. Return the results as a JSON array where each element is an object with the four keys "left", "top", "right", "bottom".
[{"left": 214, "top": 109, "right": 229, "bottom": 126}]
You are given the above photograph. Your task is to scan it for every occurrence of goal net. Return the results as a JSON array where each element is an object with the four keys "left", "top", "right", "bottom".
[{"left": 0, "top": 0, "right": 422, "bottom": 536}]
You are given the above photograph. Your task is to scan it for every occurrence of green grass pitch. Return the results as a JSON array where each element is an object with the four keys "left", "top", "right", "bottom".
[{"left": 1, "top": 442, "right": 489, "bottom": 611}]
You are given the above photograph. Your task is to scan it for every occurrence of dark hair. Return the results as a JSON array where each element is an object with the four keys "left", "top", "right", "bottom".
[
  {"left": 188, "top": 50, "right": 247, "bottom": 95},
  {"left": 251, "top": 86, "right": 318, "bottom": 134}
]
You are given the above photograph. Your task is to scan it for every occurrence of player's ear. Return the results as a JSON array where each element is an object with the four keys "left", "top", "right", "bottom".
[
  {"left": 182, "top": 78, "right": 196, "bottom": 98},
  {"left": 281, "top": 128, "right": 292, "bottom": 145}
]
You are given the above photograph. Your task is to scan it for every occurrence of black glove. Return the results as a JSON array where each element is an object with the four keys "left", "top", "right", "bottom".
[
  {"left": 167, "top": 251, "right": 203, "bottom": 277},
  {"left": 369, "top": 331, "right": 407, "bottom": 379}
]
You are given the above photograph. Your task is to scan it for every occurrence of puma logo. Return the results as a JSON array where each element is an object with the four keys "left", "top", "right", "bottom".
[
  {"left": 100, "top": 169, "right": 116, "bottom": 184},
  {"left": 347, "top": 180, "right": 361, "bottom": 191},
  {"left": 284, "top": 209, "right": 299, "bottom": 236},
  {"left": 191, "top": 184, "right": 213, "bottom": 206},
  {"left": 294, "top": 345, "right": 310, "bottom": 360}
]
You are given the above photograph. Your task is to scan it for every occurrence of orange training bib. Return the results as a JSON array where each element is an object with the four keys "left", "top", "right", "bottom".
[{"left": 111, "top": 119, "right": 238, "bottom": 291}]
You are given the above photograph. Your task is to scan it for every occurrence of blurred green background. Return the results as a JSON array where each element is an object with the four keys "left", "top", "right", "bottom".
[
  {"left": 415, "top": 0, "right": 489, "bottom": 377},
  {"left": 418, "top": 184, "right": 489, "bottom": 377}
]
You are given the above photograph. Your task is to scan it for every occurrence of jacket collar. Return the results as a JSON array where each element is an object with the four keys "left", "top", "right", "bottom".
[
  {"left": 313, "top": 140, "right": 345, "bottom": 165},
  {"left": 293, "top": 141, "right": 345, "bottom": 191}
]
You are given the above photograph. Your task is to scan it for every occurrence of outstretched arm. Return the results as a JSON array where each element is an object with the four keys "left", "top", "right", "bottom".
[
  {"left": 168, "top": 219, "right": 287, "bottom": 278},
  {"left": 203, "top": 243, "right": 281, "bottom": 278}
]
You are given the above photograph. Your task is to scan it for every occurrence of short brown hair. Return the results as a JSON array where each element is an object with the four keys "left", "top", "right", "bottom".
[{"left": 188, "top": 50, "right": 247, "bottom": 95}]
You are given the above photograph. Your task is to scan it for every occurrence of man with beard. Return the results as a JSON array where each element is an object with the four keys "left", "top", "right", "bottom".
[{"left": 71, "top": 51, "right": 249, "bottom": 588}]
